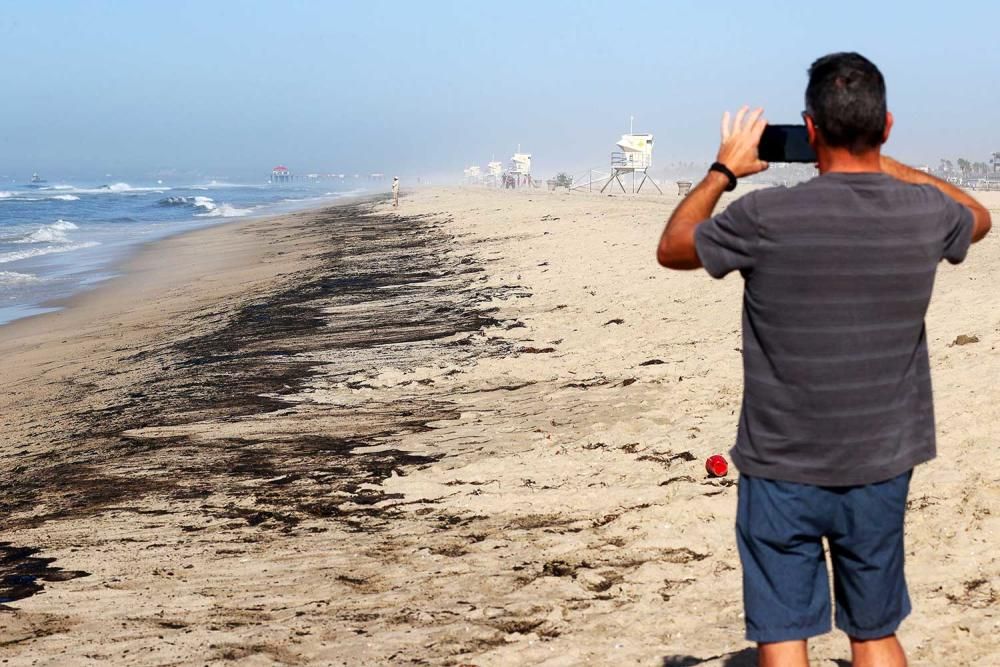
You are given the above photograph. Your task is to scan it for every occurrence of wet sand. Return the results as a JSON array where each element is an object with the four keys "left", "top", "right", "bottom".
[{"left": 0, "top": 188, "right": 997, "bottom": 666}]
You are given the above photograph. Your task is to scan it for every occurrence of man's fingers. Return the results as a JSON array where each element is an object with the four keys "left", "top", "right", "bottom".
[
  {"left": 751, "top": 117, "right": 767, "bottom": 140},
  {"left": 721, "top": 111, "right": 731, "bottom": 140},
  {"left": 757, "top": 160, "right": 770, "bottom": 172},
  {"left": 746, "top": 108, "right": 765, "bottom": 133},
  {"left": 733, "top": 105, "right": 749, "bottom": 132}
]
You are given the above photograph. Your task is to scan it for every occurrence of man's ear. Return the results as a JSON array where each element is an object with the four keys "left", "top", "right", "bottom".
[
  {"left": 883, "top": 111, "right": 894, "bottom": 144},
  {"left": 805, "top": 115, "right": 818, "bottom": 146}
]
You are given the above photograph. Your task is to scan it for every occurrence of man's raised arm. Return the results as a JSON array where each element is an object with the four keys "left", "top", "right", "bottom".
[
  {"left": 656, "top": 170, "right": 730, "bottom": 269},
  {"left": 657, "top": 106, "right": 770, "bottom": 269},
  {"left": 881, "top": 156, "right": 992, "bottom": 242}
]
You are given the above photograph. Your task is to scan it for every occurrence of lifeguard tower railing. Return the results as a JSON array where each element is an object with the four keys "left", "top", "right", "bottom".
[
  {"left": 611, "top": 151, "right": 652, "bottom": 170},
  {"left": 602, "top": 151, "right": 661, "bottom": 194}
]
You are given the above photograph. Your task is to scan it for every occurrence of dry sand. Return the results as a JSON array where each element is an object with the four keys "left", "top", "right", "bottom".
[{"left": 0, "top": 187, "right": 997, "bottom": 666}]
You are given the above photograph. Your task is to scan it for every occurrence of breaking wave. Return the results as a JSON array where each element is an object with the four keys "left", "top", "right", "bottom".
[
  {"left": 195, "top": 202, "right": 253, "bottom": 218},
  {"left": 102, "top": 182, "right": 150, "bottom": 193},
  {"left": 158, "top": 195, "right": 251, "bottom": 217},
  {"left": 15, "top": 220, "right": 79, "bottom": 244},
  {"left": 1, "top": 192, "right": 84, "bottom": 202},
  {"left": 0, "top": 241, "right": 99, "bottom": 265},
  {"left": 202, "top": 180, "right": 244, "bottom": 188},
  {"left": 38, "top": 183, "right": 168, "bottom": 195},
  {"left": 157, "top": 195, "right": 216, "bottom": 210},
  {"left": 0, "top": 270, "right": 41, "bottom": 285}
]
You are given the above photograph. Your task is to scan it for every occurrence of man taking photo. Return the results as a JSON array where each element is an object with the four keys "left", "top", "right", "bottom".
[{"left": 657, "top": 52, "right": 991, "bottom": 667}]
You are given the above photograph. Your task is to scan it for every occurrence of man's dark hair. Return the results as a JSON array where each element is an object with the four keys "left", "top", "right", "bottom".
[{"left": 805, "top": 52, "right": 887, "bottom": 153}]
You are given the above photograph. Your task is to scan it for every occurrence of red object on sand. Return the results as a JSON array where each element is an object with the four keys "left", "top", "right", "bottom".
[{"left": 706, "top": 454, "right": 728, "bottom": 477}]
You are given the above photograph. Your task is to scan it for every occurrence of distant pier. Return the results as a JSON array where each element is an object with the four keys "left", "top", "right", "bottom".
[{"left": 270, "top": 165, "right": 293, "bottom": 183}]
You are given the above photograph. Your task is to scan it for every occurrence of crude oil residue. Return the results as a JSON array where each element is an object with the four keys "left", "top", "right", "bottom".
[{"left": 0, "top": 542, "right": 89, "bottom": 605}]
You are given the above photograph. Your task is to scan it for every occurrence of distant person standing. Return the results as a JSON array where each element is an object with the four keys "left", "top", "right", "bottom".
[{"left": 392, "top": 176, "right": 399, "bottom": 207}]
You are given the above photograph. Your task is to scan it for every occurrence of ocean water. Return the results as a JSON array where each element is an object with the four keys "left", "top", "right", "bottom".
[{"left": 0, "top": 179, "right": 363, "bottom": 325}]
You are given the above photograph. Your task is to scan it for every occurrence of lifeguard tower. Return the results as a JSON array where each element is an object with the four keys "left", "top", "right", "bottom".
[
  {"left": 486, "top": 160, "right": 504, "bottom": 188},
  {"left": 601, "top": 119, "right": 661, "bottom": 194},
  {"left": 463, "top": 165, "right": 482, "bottom": 184},
  {"left": 505, "top": 148, "right": 532, "bottom": 188}
]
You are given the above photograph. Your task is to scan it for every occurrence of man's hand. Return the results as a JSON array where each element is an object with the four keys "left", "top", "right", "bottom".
[
  {"left": 717, "top": 106, "right": 769, "bottom": 177},
  {"left": 657, "top": 105, "right": 766, "bottom": 269},
  {"left": 881, "top": 155, "right": 992, "bottom": 242}
]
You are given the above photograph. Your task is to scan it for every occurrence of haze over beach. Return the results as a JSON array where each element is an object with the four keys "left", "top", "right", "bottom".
[
  {"left": 1, "top": 2, "right": 999, "bottom": 666},
  {"left": 3, "top": 1, "right": 1000, "bottom": 180}
]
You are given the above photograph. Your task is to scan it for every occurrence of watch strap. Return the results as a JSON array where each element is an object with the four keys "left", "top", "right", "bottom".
[{"left": 709, "top": 162, "right": 738, "bottom": 192}]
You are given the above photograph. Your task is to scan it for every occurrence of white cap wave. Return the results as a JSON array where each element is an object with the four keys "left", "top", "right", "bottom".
[
  {"left": 194, "top": 198, "right": 253, "bottom": 218},
  {"left": 0, "top": 220, "right": 98, "bottom": 265},
  {"left": 16, "top": 220, "right": 80, "bottom": 244},
  {"left": 0, "top": 270, "right": 42, "bottom": 285}
]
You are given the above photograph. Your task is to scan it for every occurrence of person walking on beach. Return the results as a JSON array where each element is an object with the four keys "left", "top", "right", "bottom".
[
  {"left": 656, "top": 52, "right": 991, "bottom": 667},
  {"left": 392, "top": 176, "right": 400, "bottom": 207}
]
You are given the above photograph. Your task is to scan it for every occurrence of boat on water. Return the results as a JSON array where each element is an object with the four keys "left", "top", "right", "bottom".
[{"left": 26, "top": 172, "right": 47, "bottom": 187}]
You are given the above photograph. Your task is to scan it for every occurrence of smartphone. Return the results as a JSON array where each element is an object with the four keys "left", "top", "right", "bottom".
[{"left": 758, "top": 124, "right": 816, "bottom": 163}]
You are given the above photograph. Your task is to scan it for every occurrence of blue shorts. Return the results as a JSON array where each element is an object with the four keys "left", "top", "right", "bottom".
[{"left": 736, "top": 470, "right": 912, "bottom": 643}]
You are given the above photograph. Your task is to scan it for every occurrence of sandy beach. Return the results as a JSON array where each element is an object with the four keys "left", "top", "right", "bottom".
[{"left": 1, "top": 187, "right": 998, "bottom": 666}]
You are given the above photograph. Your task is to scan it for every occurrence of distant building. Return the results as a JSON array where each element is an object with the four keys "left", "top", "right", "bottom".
[
  {"left": 486, "top": 160, "right": 503, "bottom": 188},
  {"left": 463, "top": 165, "right": 482, "bottom": 184},
  {"left": 271, "top": 165, "right": 292, "bottom": 183},
  {"left": 503, "top": 149, "right": 532, "bottom": 189},
  {"left": 602, "top": 130, "right": 661, "bottom": 194}
]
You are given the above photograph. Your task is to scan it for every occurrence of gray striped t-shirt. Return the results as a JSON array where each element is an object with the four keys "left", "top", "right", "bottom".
[{"left": 695, "top": 172, "right": 974, "bottom": 486}]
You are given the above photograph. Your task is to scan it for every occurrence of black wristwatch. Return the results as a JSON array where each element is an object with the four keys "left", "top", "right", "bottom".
[{"left": 709, "top": 162, "right": 738, "bottom": 192}]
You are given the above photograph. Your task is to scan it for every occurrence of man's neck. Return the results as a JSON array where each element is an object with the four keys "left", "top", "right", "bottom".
[{"left": 816, "top": 147, "right": 882, "bottom": 175}]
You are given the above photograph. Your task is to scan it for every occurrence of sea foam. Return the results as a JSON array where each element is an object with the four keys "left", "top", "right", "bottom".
[
  {"left": 16, "top": 220, "right": 80, "bottom": 244},
  {"left": 0, "top": 241, "right": 99, "bottom": 265},
  {"left": 157, "top": 195, "right": 197, "bottom": 207},
  {"left": 40, "top": 183, "right": 168, "bottom": 195},
  {"left": 104, "top": 182, "right": 141, "bottom": 192},
  {"left": 157, "top": 195, "right": 219, "bottom": 212},
  {"left": 156, "top": 195, "right": 251, "bottom": 217},
  {"left": 161, "top": 195, "right": 252, "bottom": 217},
  {"left": 196, "top": 202, "right": 252, "bottom": 218},
  {"left": 0, "top": 270, "right": 41, "bottom": 285}
]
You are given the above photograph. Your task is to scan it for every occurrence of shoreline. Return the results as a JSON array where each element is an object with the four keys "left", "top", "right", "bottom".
[
  {"left": 0, "top": 189, "right": 367, "bottom": 329},
  {"left": 0, "top": 192, "right": 517, "bottom": 662},
  {"left": 0, "top": 212, "right": 259, "bottom": 338},
  {"left": 1, "top": 187, "right": 997, "bottom": 666}
]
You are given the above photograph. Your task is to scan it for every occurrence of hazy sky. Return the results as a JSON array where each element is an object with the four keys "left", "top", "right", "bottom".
[{"left": 1, "top": 1, "right": 997, "bottom": 181}]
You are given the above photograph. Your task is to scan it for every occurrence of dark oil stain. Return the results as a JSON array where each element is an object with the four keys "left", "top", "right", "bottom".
[
  {"left": 1, "top": 198, "right": 514, "bottom": 543},
  {"left": 0, "top": 543, "right": 89, "bottom": 606}
]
